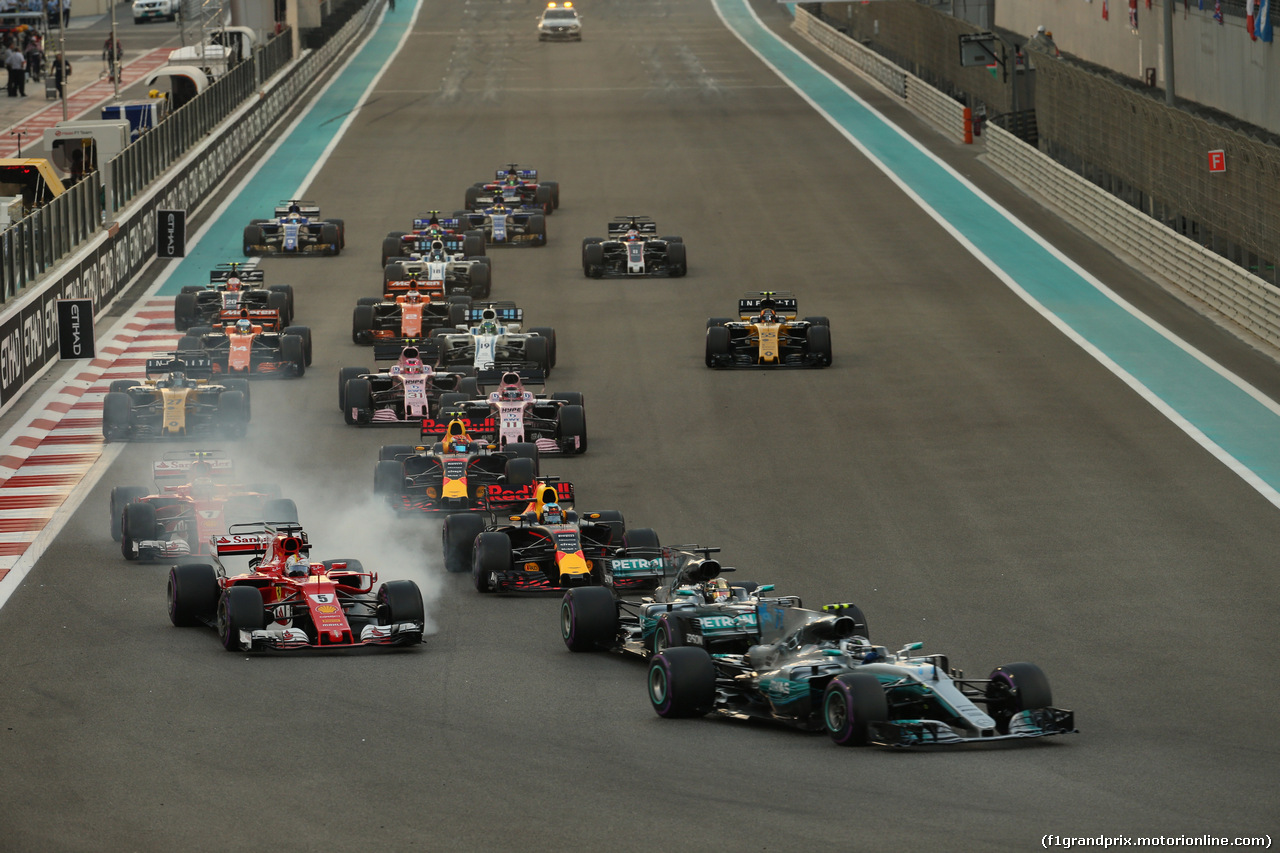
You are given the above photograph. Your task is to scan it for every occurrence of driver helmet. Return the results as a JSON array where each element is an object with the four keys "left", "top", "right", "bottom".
[
  {"left": 704, "top": 577, "right": 732, "bottom": 603},
  {"left": 235, "top": 319, "right": 252, "bottom": 334},
  {"left": 500, "top": 385, "right": 522, "bottom": 401},
  {"left": 284, "top": 553, "right": 307, "bottom": 577},
  {"left": 428, "top": 240, "right": 447, "bottom": 261},
  {"left": 759, "top": 308, "right": 777, "bottom": 324},
  {"left": 404, "top": 289, "right": 423, "bottom": 305},
  {"left": 479, "top": 320, "right": 498, "bottom": 335},
  {"left": 168, "top": 371, "right": 186, "bottom": 386},
  {"left": 225, "top": 276, "right": 242, "bottom": 292},
  {"left": 541, "top": 502, "right": 564, "bottom": 525},
  {"left": 288, "top": 203, "right": 301, "bottom": 214},
  {"left": 401, "top": 356, "right": 424, "bottom": 374},
  {"left": 626, "top": 229, "right": 639, "bottom": 239}
]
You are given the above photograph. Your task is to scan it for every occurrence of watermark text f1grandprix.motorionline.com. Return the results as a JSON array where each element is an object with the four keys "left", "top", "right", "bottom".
[{"left": 1042, "top": 836, "right": 1271, "bottom": 849}]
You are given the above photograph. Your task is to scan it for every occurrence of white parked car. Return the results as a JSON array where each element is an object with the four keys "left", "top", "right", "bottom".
[{"left": 133, "top": 0, "right": 177, "bottom": 24}]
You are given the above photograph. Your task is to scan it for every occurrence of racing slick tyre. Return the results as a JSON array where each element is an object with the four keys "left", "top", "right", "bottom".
[
  {"left": 267, "top": 291, "right": 292, "bottom": 327},
  {"left": 110, "top": 485, "right": 149, "bottom": 541},
  {"left": 174, "top": 293, "right": 198, "bottom": 330},
  {"left": 543, "top": 181, "right": 560, "bottom": 210},
  {"left": 102, "top": 391, "right": 132, "bottom": 441},
  {"left": 660, "top": 235, "right": 683, "bottom": 244},
  {"left": 438, "top": 392, "right": 467, "bottom": 416},
  {"left": 242, "top": 225, "right": 264, "bottom": 256},
  {"left": 108, "top": 379, "right": 136, "bottom": 394},
  {"left": 527, "top": 213, "right": 548, "bottom": 247},
  {"left": 464, "top": 185, "right": 481, "bottom": 210},
  {"left": 381, "top": 236, "right": 405, "bottom": 268},
  {"left": 469, "top": 262, "right": 491, "bottom": 299},
  {"left": 443, "top": 512, "right": 485, "bottom": 573},
  {"left": 377, "top": 580, "right": 424, "bottom": 628},
  {"left": 217, "top": 586, "right": 267, "bottom": 651},
  {"left": 592, "top": 510, "right": 626, "bottom": 545},
  {"left": 167, "top": 562, "right": 220, "bottom": 627},
  {"left": 269, "top": 284, "right": 295, "bottom": 318},
  {"left": 665, "top": 241, "right": 687, "bottom": 277},
  {"left": 985, "top": 663, "right": 1053, "bottom": 734},
  {"left": 221, "top": 378, "right": 251, "bottom": 419},
  {"left": 188, "top": 325, "right": 213, "bottom": 338},
  {"left": 330, "top": 218, "right": 346, "bottom": 250},
  {"left": 581, "top": 237, "right": 603, "bottom": 251},
  {"left": 176, "top": 335, "right": 203, "bottom": 354},
  {"left": 529, "top": 326, "right": 557, "bottom": 367},
  {"left": 533, "top": 185, "right": 552, "bottom": 215},
  {"left": 344, "top": 378, "right": 373, "bottom": 425},
  {"left": 705, "top": 326, "right": 730, "bottom": 368},
  {"left": 448, "top": 301, "right": 469, "bottom": 329},
  {"left": 356, "top": 297, "right": 382, "bottom": 307},
  {"left": 505, "top": 442, "right": 539, "bottom": 475},
  {"left": 280, "top": 335, "right": 307, "bottom": 378},
  {"left": 320, "top": 224, "right": 341, "bottom": 255},
  {"left": 338, "top": 367, "right": 369, "bottom": 410},
  {"left": 283, "top": 325, "right": 313, "bottom": 366},
  {"left": 462, "top": 232, "right": 486, "bottom": 258},
  {"left": 384, "top": 262, "right": 408, "bottom": 286},
  {"left": 705, "top": 317, "right": 731, "bottom": 329},
  {"left": 262, "top": 498, "right": 299, "bottom": 526},
  {"left": 652, "top": 614, "right": 688, "bottom": 656},
  {"left": 472, "top": 532, "right": 512, "bottom": 593},
  {"left": 806, "top": 324, "right": 833, "bottom": 368},
  {"left": 554, "top": 405, "right": 587, "bottom": 455},
  {"left": 457, "top": 377, "right": 480, "bottom": 398},
  {"left": 374, "top": 461, "right": 404, "bottom": 501},
  {"left": 217, "top": 390, "right": 249, "bottom": 439},
  {"left": 648, "top": 647, "right": 715, "bottom": 718},
  {"left": 352, "top": 305, "right": 375, "bottom": 345},
  {"left": 503, "top": 456, "right": 536, "bottom": 489},
  {"left": 121, "top": 501, "right": 158, "bottom": 561},
  {"left": 824, "top": 673, "right": 890, "bottom": 747},
  {"left": 582, "top": 242, "right": 604, "bottom": 278},
  {"left": 379, "top": 445, "right": 416, "bottom": 462},
  {"left": 561, "top": 587, "right": 618, "bottom": 652},
  {"left": 803, "top": 315, "right": 831, "bottom": 328},
  {"left": 525, "top": 336, "right": 551, "bottom": 377}
]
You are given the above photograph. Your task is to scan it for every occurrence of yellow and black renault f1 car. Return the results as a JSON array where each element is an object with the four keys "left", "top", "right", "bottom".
[
  {"left": 101, "top": 355, "right": 250, "bottom": 441},
  {"left": 705, "top": 291, "right": 832, "bottom": 369}
]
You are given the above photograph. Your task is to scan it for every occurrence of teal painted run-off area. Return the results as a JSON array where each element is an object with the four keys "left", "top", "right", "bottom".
[
  {"left": 157, "top": 0, "right": 415, "bottom": 297},
  {"left": 716, "top": 0, "right": 1280, "bottom": 499}
]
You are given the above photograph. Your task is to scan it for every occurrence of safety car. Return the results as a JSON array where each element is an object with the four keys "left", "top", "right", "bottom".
[
  {"left": 373, "top": 418, "right": 539, "bottom": 514},
  {"left": 582, "top": 216, "right": 686, "bottom": 278},
  {"left": 647, "top": 605, "right": 1076, "bottom": 748},
  {"left": 243, "top": 200, "right": 345, "bottom": 256},
  {"left": 420, "top": 304, "right": 556, "bottom": 375},
  {"left": 110, "top": 451, "right": 299, "bottom": 562},
  {"left": 705, "top": 291, "right": 832, "bottom": 369},
  {"left": 173, "top": 264, "right": 296, "bottom": 331},
  {"left": 166, "top": 522, "right": 425, "bottom": 652},
  {"left": 101, "top": 355, "right": 250, "bottom": 441},
  {"left": 425, "top": 368, "right": 585, "bottom": 454},
  {"left": 561, "top": 546, "right": 803, "bottom": 655},
  {"left": 339, "top": 344, "right": 476, "bottom": 425},
  {"left": 537, "top": 1, "right": 582, "bottom": 41},
  {"left": 441, "top": 479, "right": 637, "bottom": 593},
  {"left": 465, "top": 164, "right": 559, "bottom": 214},
  {"left": 177, "top": 315, "right": 311, "bottom": 378}
]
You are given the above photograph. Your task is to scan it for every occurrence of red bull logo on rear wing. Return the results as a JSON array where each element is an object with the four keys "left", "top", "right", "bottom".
[{"left": 420, "top": 416, "right": 498, "bottom": 439}]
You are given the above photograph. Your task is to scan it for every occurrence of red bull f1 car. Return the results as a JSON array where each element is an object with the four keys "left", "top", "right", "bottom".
[
  {"left": 110, "top": 451, "right": 298, "bottom": 561},
  {"left": 647, "top": 605, "right": 1076, "bottom": 748},
  {"left": 167, "top": 522, "right": 425, "bottom": 652},
  {"left": 705, "top": 291, "right": 832, "bottom": 369}
]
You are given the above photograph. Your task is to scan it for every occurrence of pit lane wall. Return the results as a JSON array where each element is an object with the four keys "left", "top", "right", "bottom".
[
  {"left": 791, "top": 5, "right": 1280, "bottom": 355},
  {"left": 0, "top": 0, "right": 384, "bottom": 417}
]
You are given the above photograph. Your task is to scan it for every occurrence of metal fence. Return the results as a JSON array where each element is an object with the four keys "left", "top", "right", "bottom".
[{"left": 0, "top": 27, "right": 293, "bottom": 303}]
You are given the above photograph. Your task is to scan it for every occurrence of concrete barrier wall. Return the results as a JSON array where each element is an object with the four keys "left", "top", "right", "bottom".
[{"left": 793, "top": 7, "right": 967, "bottom": 143}]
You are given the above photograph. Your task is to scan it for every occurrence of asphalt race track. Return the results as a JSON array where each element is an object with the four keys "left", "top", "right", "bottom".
[{"left": 1, "top": 0, "right": 1277, "bottom": 850}]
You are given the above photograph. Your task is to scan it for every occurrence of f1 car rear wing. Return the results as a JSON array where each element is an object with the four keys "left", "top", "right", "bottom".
[
  {"left": 153, "top": 450, "right": 234, "bottom": 485},
  {"left": 273, "top": 200, "right": 321, "bottom": 218},
  {"left": 218, "top": 308, "right": 282, "bottom": 329},
  {"left": 214, "top": 522, "right": 309, "bottom": 558},
  {"left": 411, "top": 217, "right": 467, "bottom": 234},
  {"left": 146, "top": 355, "right": 213, "bottom": 378},
  {"left": 374, "top": 340, "right": 430, "bottom": 361},
  {"left": 739, "top": 291, "right": 798, "bottom": 319},
  {"left": 420, "top": 414, "right": 497, "bottom": 439},
  {"left": 607, "top": 216, "right": 658, "bottom": 237},
  {"left": 494, "top": 167, "right": 538, "bottom": 181},
  {"left": 210, "top": 265, "right": 265, "bottom": 284},
  {"left": 466, "top": 304, "right": 522, "bottom": 325},
  {"left": 475, "top": 367, "right": 546, "bottom": 388},
  {"left": 385, "top": 279, "right": 447, "bottom": 297}
]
